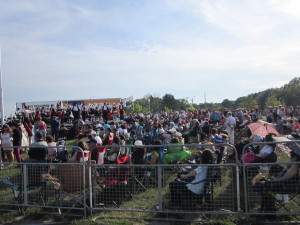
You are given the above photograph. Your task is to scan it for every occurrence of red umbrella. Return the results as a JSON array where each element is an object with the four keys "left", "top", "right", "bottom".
[{"left": 247, "top": 120, "right": 280, "bottom": 138}]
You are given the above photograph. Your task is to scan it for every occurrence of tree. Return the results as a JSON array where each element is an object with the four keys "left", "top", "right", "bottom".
[{"left": 162, "top": 94, "right": 178, "bottom": 110}]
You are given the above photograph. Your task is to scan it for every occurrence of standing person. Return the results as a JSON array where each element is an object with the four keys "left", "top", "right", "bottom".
[
  {"left": 119, "top": 102, "right": 125, "bottom": 120},
  {"left": 51, "top": 116, "right": 60, "bottom": 142},
  {"left": 224, "top": 112, "right": 236, "bottom": 145},
  {"left": 1, "top": 124, "right": 14, "bottom": 164},
  {"left": 10, "top": 123, "right": 24, "bottom": 163},
  {"left": 102, "top": 103, "right": 109, "bottom": 121},
  {"left": 23, "top": 118, "right": 33, "bottom": 145},
  {"left": 37, "top": 117, "right": 47, "bottom": 140},
  {"left": 72, "top": 103, "right": 81, "bottom": 120}
]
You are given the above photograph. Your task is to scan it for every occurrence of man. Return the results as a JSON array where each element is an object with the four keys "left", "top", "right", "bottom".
[
  {"left": 51, "top": 117, "right": 60, "bottom": 142},
  {"left": 119, "top": 102, "right": 125, "bottom": 120},
  {"left": 10, "top": 122, "right": 24, "bottom": 162},
  {"left": 224, "top": 112, "right": 236, "bottom": 145},
  {"left": 29, "top": 131, "right": 48, "bottom": 160}
]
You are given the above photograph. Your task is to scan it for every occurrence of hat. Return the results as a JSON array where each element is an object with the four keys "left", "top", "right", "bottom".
[
  {"left": 168, "top": 128, "right": 176, "bottom": 133},
  {"left": 174, "top": 132, "right": 182, "bottom": 138},
  {"left": 35, "top": 131, "right": 43, "bottom": 139},
  {"left": 87, "top": 138, "right": 97, "bottom": 144},
  {"left": 134, "top": 140, "right": 143, "bottom": 146},
  {"left": 125, "top": 133, "right": 130, "bottom": 138},
  {"left": 96, "top": 124, "right": 102, "bottom": 128}
]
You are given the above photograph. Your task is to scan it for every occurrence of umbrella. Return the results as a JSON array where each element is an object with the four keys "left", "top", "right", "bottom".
[{"left": 247, "top": 120, "right": 279, "bottom": 138}]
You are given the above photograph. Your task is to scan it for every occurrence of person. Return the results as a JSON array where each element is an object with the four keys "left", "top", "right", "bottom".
[
  {"left": 36, "top": 117, "right": 47, "bottom": 140},
  {"left": 146, "top": 139, "right": 162, "bottom": 164},
  {"left": 163, "top": 137, "right": 191, "bottom": 164},
  {"left": 169, "top": 149, "right": 215, "bottom": 208},
  {"left": 50, "top": 117, "right": 60, "bottom": 142},
  {"left": 224, "top": 112, "right": 236, "bottom": 145},
  {"left": 255, "top": 133, "right": 277, "bottom": 163},
  {"left": 28, "top": 131, "right": 48, "bottom": 162},
  {"left": 10, "top": 122, "right": 24, "bottom": 163},
  {"left": 102, "top": 127, "right": 114, "bottom": 146},
  {"left": 1, "top": 124, "right": 14, "bottom": 164},
  {"left": 188, "top": 119, "right": 201, "bottom": 144},
  {"left": 253, "top": 145, "right": 300, "bottom": 214},
  {"left": 45, "top": 135, "right": 57, "bottom": 162},
  {"left": 69, "top": 141, "right": 89, "bottom": 162},
  {"left": 119, "top": 102, "right": 125, "bottom": 120},
  {"left": 23, "top": 118, "right": 33, "bottom": 145}
]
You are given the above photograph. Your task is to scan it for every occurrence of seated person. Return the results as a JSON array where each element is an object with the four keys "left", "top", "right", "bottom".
[
  {"left": 131, "top": 140, "right": 146, "bottom": 164},
  {"left": 163, "top": 137, "right": 191, "bottom": 164},
  {"left": 59, "top": 124, "right": 68, "bottom": 140},
  {"left": 25, "top": 136, "right": 49, "bottom": 187},
  {"left": 146, "top": 139, "right": 162, "bottom": 164},
  {"left": 254, "top": 133, "right": 277, "bottom": 163},
  {"left": 106, "top": 136, "right": 120, "bottom": 163},
  {"left": 253, "top": 146, "right": 300, "bottom": 213},
  {"left": 46, "top": 135, "right": 57, "bottom": 162},
  {"left": 169, "top": 149, "right": 215, "bottom": 208},
  {"left": 69, "top": 141, "right": 89, "bottom": 162}
]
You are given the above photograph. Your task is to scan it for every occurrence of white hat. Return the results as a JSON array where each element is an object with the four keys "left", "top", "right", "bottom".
[
  {"left": 134, "top": 140, "right": 143, "bottom": 146},
  {"left": 168, "top": 128, "right": 176, "bottom": 133},
  {"left": 174, "top": 132, "right": 182, "bottom": 138}
]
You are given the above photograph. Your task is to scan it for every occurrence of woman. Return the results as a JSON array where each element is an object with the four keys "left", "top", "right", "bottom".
[
  {"left": 36, "top": 117, "right": 47, "bottom": 140},
  {"left": 169, "top": 149, "right": 215, "bottom": 208},
  {"left": 255, "top": 133, "right": 277, "bottom": 163},
  {"left": 69, "top": 141, "right": 88, "bottom": 162},
  {"left": 1, "top": 124, "right": 14, "bottom": 164},
  {"left": 254, "top": 147, "right": 300, "bottom": 213},
  {"left": 188, "top": 119, "right": 201, "bottom": 144},
  {"left": 23, "top": 118, "right": 33, "bottom": 145},
  {"left": 146, "top": 139, "right": 162, "bottom": 164},
  {"left": 102, "top": 127, "right": 114, "bottom": 146},
  {"left": 46, "top": 135, "right": 57, "bottom": 162}
]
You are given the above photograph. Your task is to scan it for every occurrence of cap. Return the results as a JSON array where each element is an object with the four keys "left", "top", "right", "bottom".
[
  {"left": 35, "top": 131, "right": 43, "bottom": 139},
  {"left": 87, "top": 138, "right": 97, "bottom": 144}
]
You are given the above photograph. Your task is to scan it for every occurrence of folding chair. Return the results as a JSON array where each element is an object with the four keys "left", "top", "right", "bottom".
[
  {"left": 96, "top": 154, "right": 132, "bottom": 206},
  {"left": 1, "top": 162, "right": 50, "bottom": 214},
  {"left": 49, "top": 162, "right": 93, "bottom": 218}
]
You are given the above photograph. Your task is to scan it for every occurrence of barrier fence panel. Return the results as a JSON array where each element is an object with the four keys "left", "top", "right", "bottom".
[
  {"left": 0, "top": 146, "right": 86, "bottom": 218},
  {"left": 242, "top": 140, "right": 300, "bottom": 223},
  {"left": 0, "top": 143, "right": 241, "bottom": 222}
]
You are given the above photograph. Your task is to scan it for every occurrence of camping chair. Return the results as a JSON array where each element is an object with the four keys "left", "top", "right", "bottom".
[
  {"left": 96, "top": 154, "right": 132, "bottom": 206},
  {"left": 171, "top": 165, "right": 218, "bottom": 211},
  {"left": 1, "top": 161, "right": 50, "bottom": 214},
  {"left": 47, "top": 162, "right": 95, "bottom": 218}
]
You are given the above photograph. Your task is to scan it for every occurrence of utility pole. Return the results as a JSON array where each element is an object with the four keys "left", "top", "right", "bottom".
[
  {"left": 0, "top": 47, "right": 4, "bottom": 127},
  {"left": 204, "top": 92, "right": 207, "bottom": 109}
]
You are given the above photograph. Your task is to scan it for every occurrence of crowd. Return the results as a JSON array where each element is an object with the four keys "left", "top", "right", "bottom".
[{"left": 2, "top": 103, "right": 300, "bottom": 214}]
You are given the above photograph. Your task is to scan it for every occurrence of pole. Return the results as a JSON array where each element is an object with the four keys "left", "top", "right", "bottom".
[
  {"left": 204, "top": 92, "right": 207, "bottom": 109},
  {"left": 0, "top": 47, "right": 4, "bottom": 127}
]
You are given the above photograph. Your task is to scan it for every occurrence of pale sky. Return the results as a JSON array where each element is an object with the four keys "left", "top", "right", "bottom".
[{"left": 1, "top": 0, "right": 299, "bottom": 116}]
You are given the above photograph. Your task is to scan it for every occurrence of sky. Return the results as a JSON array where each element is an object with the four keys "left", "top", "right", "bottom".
[{"left": 0, "top": 0, "right": 300, "bottom": 117}]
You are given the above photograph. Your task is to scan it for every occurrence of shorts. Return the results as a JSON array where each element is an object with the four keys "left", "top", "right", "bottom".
[
  {"left": 2, "top": 144, "right": 13, "bottom": 151},
  {"left": 39, "top": 130, "right": 47, "bottom": 135}
]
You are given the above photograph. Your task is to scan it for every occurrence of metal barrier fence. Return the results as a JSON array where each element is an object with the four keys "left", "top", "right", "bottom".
[
  {"left": 1, "top": 141, "right": 299, "bottom": 223},
  {"left": 242, "top": 140, "right": 300, "bottom": 223}
]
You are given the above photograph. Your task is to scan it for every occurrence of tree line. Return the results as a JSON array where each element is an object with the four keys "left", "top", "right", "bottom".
[{"left": 127, "top": 77, "right": 300, "bottom": 113}]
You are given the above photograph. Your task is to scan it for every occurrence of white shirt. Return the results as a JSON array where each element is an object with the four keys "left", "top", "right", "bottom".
[
  {"left": 225, "top": 116, "right": 236, "bottom": 127},
  {"left": 94, "top": 136, "right": 102, "bottom": 145},
  {"left": 186, "top": 166, "right": 208, "bottom": 195},
  {"left": 259, "top": 145, "right": 274, "bottom": 157}
]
